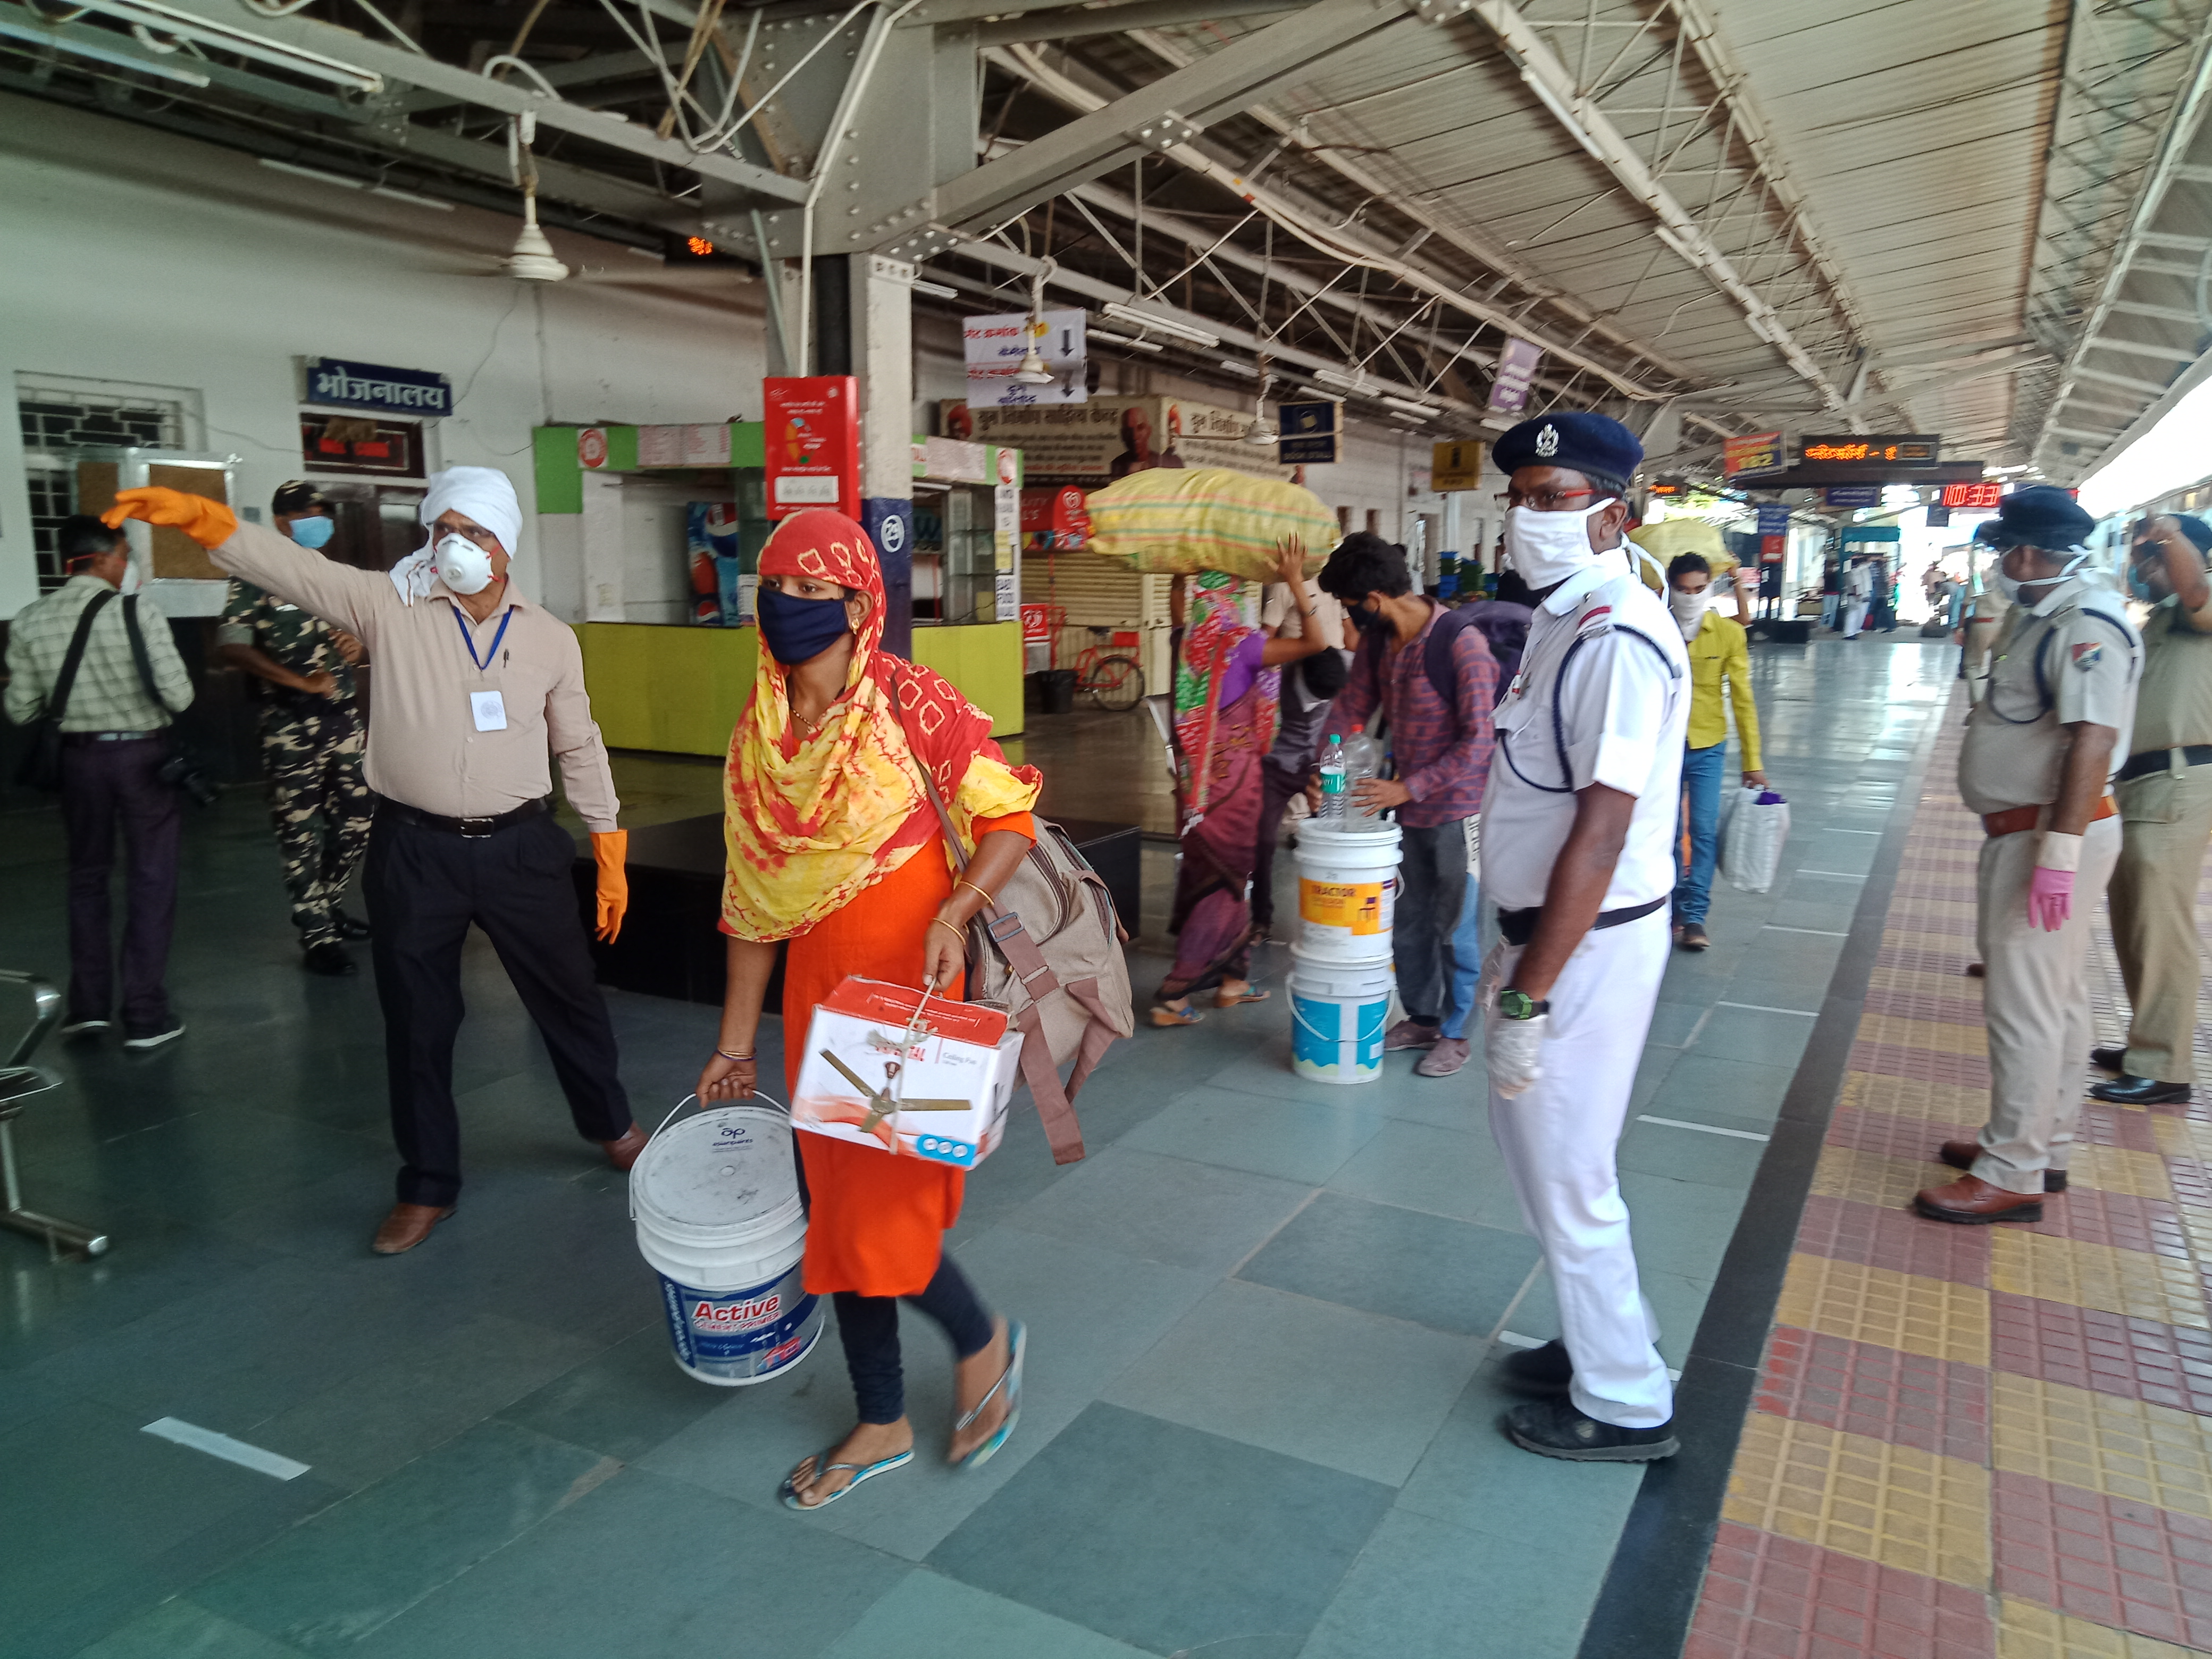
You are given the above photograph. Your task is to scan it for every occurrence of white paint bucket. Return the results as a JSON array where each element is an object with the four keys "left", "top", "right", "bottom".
[
  {"left": 1295, "top": 822, "right": 1403, "bottom": 961},
  {"left": 1288, "top": 945, "right": 1394, "bottom": 1085},
  {"left": 631, "top": 1101, "right": 825, "bottom": 1387}
]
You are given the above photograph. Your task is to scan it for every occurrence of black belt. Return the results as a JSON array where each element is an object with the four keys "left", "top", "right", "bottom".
[
  {"left": 378, "top": 797, "right": 547, "bottom": 839},
  {"left": 2116, "top": 745, "right": 2212, "bottom": 784},
  {"left": 1497, "top": 894, "right": 1668, "bottom": 948},
  {"left": 62, "top": 731, "right": 162, "bottom": 747}
]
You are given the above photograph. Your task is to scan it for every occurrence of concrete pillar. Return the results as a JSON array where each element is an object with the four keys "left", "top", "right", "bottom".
[{"left": 851, "top": 252, "right": 916, "bottom": 658}]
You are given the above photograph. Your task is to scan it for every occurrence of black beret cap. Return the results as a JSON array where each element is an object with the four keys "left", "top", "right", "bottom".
[{"left": 1975, "top": 484, "right": 2094, "bottom": 551}]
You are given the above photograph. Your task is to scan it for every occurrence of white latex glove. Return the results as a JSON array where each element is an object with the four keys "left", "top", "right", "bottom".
[
  {"left": 1476, "top": 940, "right": 1523, "bottom": 1016},
  {"left": 1486, "top": 1010, "right": 1549, "bottom": 1098}
]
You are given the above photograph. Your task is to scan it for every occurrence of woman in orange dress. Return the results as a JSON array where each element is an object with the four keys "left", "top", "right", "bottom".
[{"left": 696, "top": 509, "right": 1041, "bottom": 1510}]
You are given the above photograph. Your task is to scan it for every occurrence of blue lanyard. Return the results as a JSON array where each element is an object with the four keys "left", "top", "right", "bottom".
[{"left": 451, "top": 604, "right": 513, "bottom": 673}]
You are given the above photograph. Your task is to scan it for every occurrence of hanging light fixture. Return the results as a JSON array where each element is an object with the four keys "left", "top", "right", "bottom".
[
  {"left": 1010, "top": 257, "right": 1057, "bottom": 385},
  {"left": 504, "top": 113, "right": 569, "bottom": 282}
]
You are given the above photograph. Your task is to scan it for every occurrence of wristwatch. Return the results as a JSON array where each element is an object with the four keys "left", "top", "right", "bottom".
[{"left": 1498, "top": 988, "right": 1549, "bottom": 1021}]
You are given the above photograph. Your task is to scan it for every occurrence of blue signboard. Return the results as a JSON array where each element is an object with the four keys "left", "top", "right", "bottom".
[
  {"left": 305, "top": 356, "right": 453, "bottom": 417},
  {"left": 1755, "top": 503, "right": 1792, "bottom": 536},
  {"left": 1823, "top": 485, "right": 1881, "bottom": 508},
  {"left": 1277, "top": 398, "right": 1340, "bottom": 465}
]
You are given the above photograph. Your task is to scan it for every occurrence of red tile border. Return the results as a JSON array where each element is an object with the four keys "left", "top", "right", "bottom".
[
  {"left": 1991, "top": 1471, "right": 2212, "bottom": 1649},
  {"left": 1792, "top": 1194, "right": 1992, "bottom": 1286},
  {"left": 1690, "top": 1522, "right": 1996, "bottom": 1659},
  {"left": 1757, "top": 1326, "right": 1991, "bottom": 1463},
  {"left": 1989, "top": 1292, "right": 2212, "bottom": 1416}
]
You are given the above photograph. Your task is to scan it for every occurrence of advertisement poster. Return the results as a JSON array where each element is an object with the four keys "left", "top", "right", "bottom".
[
  {"left": 640, "top": 423, "right": 733, "bottom": 468},
  {"left": 1487, "top": 339, "right": 1543, "bottom": 415},
  {"left": 1722, "top": 431, "right": 1783, "bottom": 479},
  {"left": 686, "top": 502, "right": 747, "bottom": 626},
  {"left": 764, "top": 376, "right": 859, "bottom": 519},
  {"left": 946, "top": 396, "right": 1285, "bottom": 485},
  {"left": 964, "top": 309, "right": 1088, "bottom": 408}
]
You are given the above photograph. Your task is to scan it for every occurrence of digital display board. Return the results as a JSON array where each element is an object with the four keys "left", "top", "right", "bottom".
[
  {"left": 1798, "top": 434, "right": 1939, "bottom": 464},
  {"left": 1940, "top": 481, "right": 2004, "bottom": 509}
]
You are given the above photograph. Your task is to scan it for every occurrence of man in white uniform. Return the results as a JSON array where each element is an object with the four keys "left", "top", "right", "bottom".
[
  {"left": 1479, "top": 413, "right": 1689, "bottom": 1460},
  {"left": 1842, "top": 557, "right": 1872, "bottom": 639}
]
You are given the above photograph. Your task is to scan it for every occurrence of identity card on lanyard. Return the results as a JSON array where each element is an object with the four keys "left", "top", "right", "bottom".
[{"left": 454, "top": 606, "right": 514, "bottom": 732}]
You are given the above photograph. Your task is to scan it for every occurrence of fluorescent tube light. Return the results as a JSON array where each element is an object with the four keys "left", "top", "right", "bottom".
[
  {"left": 1089, "top": 328, "right": 1163, "bottom": 354},
  {"left": 909, "top": 278, "right": 958, "bottom": 299},
  {"left": 260, "top": 158, "right": 364, "bottom": 190},
  {"left": 1217, "top": 358, "right": 1261, "bottom": 378},
  {"left": 1311, "top": 367, "right": 1373, "bottom": 395},
  {"left": 1381, "top": 396, "right": 1440, "bottom": 419},
  {"left": 0, "top": 16, "right": 210, "bottom": 85},
  {"left": 370, "top": 185, "right": 453, "bottom": 212},
  {"left": 1099, "top": 303, "right": 1219, "bottom": 349}
]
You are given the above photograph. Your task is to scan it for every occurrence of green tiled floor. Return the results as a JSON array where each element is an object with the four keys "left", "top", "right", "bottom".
[{"left": 0, "top": 638, "right": 1954, "bottom": 1657}]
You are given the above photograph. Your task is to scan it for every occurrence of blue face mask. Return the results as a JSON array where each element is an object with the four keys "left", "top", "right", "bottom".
[
  {"left": 2129, "top": 563, "right": 2164, "bottom": 604},
  {"left": 288, "top": 515, "right": 336, "bottom": 550},
  {"left": 756, "top": 585, "right": 853, "bottom": 665}
]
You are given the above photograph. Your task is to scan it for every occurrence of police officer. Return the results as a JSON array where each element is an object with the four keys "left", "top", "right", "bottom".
[
  {"left": 1478, "top": 412, "right": 1688, "bottom": 1461},
  {"left": 2089, "top": 514, "right": 2212, "bottom": 1105},
  {"left": 216, "top": 482, "right": 374, "bottom": 976},
  {"left": 1917, "top": 487, "right": 2140, "bottom": 1222}
]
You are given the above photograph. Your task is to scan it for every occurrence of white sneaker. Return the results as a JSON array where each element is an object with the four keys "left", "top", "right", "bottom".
[
  {"left": 60, "top": 1018, "right": 111, "bottom": 1037},
  {"left": 122, "top": 1021, "right": 185, "bottom": 1050}
]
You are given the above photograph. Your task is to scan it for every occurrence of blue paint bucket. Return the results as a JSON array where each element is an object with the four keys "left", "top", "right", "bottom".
[
  {"left": 1288, "top": 945, "right": 1394, "bottom": 1085},
  {"left": 630, "top": 1103, "right": 824, "bottom": 1386}
]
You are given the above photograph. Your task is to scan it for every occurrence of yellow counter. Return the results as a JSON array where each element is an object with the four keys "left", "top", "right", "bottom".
[{"left": 577, "top": 621, "right": 1025, "bottom": 756}]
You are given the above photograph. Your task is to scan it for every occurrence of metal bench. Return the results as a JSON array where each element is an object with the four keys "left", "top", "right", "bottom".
[{"left": 0, "top": 969, "right": 108, "bottom": 1258}]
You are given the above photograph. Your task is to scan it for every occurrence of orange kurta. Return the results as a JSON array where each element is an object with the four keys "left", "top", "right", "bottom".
[{"left": 785, "top": 810, "right": 1034, "bottom": 1298}]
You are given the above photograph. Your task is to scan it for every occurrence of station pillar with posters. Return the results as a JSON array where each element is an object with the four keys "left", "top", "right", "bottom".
[{"left": 852, "top": 253, "right": 917, "bottom": 659}]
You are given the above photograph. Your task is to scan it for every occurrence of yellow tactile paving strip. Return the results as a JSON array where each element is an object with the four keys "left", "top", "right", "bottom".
[
  {"left": 2064, "top": 1144, "right": 2179, "bottom": 1202},
  {"left": 1837, "top": 1067, "right": 1989, "bottom": 1125},
  {"left": 1990, "top": 1231, "right": 2208, "bottom": 1330},
  {"left": 1853, "top": 1012, "right": 1990, "bottom": 1058},
  {"left": 1997, "top": 1599, "right": 2211, "bottom": 1659},
  {"left": 1723, "top": 1412, "right": 1993, "bottom": 1588},
  {"left": 2154, "top": 1116, "right": 2212, "bottom": 1164},
  {"left": 1810, "top": 1143, "right": 1958, "bottom": 1209},
  {"left": 1992, "top": 1372, "right": 2212, "bottom": 1522},
  {"left": 1774, "top": 1253, "right": 1992, "bottom": 1366}
]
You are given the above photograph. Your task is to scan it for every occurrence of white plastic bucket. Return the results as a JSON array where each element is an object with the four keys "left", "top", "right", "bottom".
[
  {"left": 1295, "top": 821, "right": 1403, "bottom": 961},
  {"left": 1289, "top": 945, "right": 1394, "bottom": 1085},
  {"left": 631, "top": 1102, "right": 825, "bottom": 1386}
]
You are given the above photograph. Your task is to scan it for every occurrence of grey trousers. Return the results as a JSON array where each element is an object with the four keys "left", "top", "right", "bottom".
[
  {"left": 1973, "top": 816, "right": 2121, "bottom": 1194},
  {"left": 2109, "top": 764, "right": 2212, "bottom": 1085},
  {"left": 1394, "top": 819, "right": 1468, "bottom": 1025}
]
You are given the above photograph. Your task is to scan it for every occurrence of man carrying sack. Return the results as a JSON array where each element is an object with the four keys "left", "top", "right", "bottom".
[{"left": 106, "top": 469, "right": 641, "bottom": 1255}]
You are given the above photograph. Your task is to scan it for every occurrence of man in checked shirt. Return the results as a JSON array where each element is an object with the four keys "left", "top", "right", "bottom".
[{"left": 1309, "top": 532, "right": 1498, "bottom": 1077}]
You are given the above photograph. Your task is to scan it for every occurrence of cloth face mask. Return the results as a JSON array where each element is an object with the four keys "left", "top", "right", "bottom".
[
  {"left": 434, "top": 533, "right": 496, "bottom": 595},
  {"left": 1669, "top": 586, "right": 1710, "bottom": 640},
  {"left": 1992, "top": 547, "right": 2088, "bottom": 606},
  {"left": 1505, "top": 498, "right": 1617, "bottom": 590},
  {"left": 288, "top": 516, "right": 336, "bottom": 550},
  {"left": 757, "top": 585, "right": 853, "bottom": 666}
]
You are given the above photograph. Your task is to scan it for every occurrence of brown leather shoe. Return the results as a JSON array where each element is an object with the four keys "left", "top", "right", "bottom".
[
  {"left": 1937, "top": 1139, "right": 2066, "bottom": 1192},
  {"left": 372, "top": 1202, "right": 455, "bottom": 1255},
  {"left": 601, "top": 1125, "right": 649, "bottom": 1172},
  {"left": 1913, "top": 1174, "right": 2043, "bottom": 1225}
]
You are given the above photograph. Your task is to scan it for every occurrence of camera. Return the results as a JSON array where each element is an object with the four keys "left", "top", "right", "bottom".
[{"left": 157, "top": 751, "right": 221, "bottom": 808}]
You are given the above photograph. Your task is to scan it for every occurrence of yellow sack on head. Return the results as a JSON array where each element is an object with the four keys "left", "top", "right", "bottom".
[
  {"left": 1085, "top": 467, "right": 1338, "bottom": 580},
  {"left": 1629, "top": 519, "right": 1733, "bottom": 592}
]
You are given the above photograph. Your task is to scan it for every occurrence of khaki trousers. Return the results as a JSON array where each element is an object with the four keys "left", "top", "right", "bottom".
[
  {"left": 1973, "top": 817, "right": 2121, "bottom": 1194},
  {"left": 2109, "top": 763, "right": 2212, "bottom": 1084}
]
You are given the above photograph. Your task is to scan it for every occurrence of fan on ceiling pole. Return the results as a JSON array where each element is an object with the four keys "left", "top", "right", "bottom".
[{"left": 505, "top": 111, "right": 569, "bottom": 283}]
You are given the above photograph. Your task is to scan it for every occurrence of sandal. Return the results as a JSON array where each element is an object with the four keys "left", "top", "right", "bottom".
[
  {"left": 956, "top": 1320, "right": 1025, "bottom": 1470},
  {"left": 778, "top": 1445, "right": 914, "bottom": 1511},
  {"left": 1149, "top": 1002, "right": 1203, "bottom": 1027},
  {"left": 1214, "top": 983, "right": 1271, "bottom": 1008}
]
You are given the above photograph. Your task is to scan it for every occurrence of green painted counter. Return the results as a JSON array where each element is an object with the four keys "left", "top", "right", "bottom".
[{"left": 577, "top": 620, "right": 1025, "bottom": 757}]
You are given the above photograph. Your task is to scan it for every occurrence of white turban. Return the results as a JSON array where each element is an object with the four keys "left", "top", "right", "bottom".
[{"left": 392, "top": 466, "right": 525, "bottom": 602}]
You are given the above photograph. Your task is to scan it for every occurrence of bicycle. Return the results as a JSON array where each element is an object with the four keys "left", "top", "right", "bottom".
[{"left": 1072, "top": 631, "right": 1145, "bottom": 713}]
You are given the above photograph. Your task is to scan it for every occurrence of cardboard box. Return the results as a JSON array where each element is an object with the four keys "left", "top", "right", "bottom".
[{"left": 791, "top": 977, "right": 1025, "bottom": 1169}]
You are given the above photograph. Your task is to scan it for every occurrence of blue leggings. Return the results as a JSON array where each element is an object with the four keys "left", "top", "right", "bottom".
[{"left": 1673, "top": 741, "right": 1728, "bottom": 925}]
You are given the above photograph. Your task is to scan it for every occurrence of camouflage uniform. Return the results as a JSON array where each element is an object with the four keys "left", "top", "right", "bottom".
[{"left": 216, "top": 579, "right": 373, "bottom": 949}]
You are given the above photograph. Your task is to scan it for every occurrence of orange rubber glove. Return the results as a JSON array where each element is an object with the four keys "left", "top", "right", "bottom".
[
  {"left": 103, "top": 486, "right": 238, "bottom": 549},
  {"left": 591, "top": 830, "right": 629, "bottom": 943}
]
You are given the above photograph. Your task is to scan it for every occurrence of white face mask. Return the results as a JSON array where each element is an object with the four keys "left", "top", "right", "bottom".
[
  {"left": 1669, "top": 585, "right": 1710, "bottom": 639},
  {"left": 1992, "top": 546, "right": 2088, "bottom": 606},
  {"left": 1504, "top": 498, "right": 1618, "bottom": 590},
  {"left": 434, "top": 532, "right": 496, "bottom": 595}
]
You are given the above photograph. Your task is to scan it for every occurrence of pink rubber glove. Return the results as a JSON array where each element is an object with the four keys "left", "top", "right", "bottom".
[{"left": 2027, "top": 866, "right": 2074, "bottom": 932}]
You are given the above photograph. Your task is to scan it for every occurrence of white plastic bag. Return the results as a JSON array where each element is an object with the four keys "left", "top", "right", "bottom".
[{"left": 1722, "top": 785, "right": 1790, "bottom": 894}]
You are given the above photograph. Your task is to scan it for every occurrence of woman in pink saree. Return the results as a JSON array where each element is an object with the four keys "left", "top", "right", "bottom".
[{"left": 1153, "top": 539, "right": 1329, "bottom": 1026}]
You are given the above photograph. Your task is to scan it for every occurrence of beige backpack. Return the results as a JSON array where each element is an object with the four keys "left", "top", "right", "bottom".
[{"left": 903, "top": 753, "right": 1133, "bottom": 1166}]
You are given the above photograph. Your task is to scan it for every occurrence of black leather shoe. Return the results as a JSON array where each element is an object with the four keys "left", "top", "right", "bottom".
[
  {"left": 2090, "top": 1045, "right": 2126, "bottom": 1074},
  {"left": 303, "top": 942, "right": 357, "bottom": 977},
  {"left": 1506, "top": 1397, "right": 1678, "bottom": 1462},
  {"left": 334, "top": 909, "right": 373, "bottom": 941},
  {"left": 1498, "top": 1338, "right": 1573, "bottom": 1396},
  {"left": 2089, "top": 1074, "right": 2193, "bottom": 1107}
]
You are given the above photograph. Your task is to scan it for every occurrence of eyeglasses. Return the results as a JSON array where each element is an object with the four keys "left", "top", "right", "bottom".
[{"left": 1496, "top": 488, "right": 1597, "bottom": 512}]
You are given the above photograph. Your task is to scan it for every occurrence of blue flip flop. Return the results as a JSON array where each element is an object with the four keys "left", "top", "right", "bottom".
[
  {"left": 957, "top": 1319, "right": 1026, "bottom": 1470},
  {"left": 778, "top": 1445, "right": 914, "bottom": 1510}
]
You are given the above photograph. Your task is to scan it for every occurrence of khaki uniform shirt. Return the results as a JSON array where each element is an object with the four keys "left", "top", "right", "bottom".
[
  {"left": 1957, "top": 576, "right": 2140, "bottom": 816},
  {"left": 2128, "top": 598, "right": 2212, "bottom": 756},
  {"left": 207, "top": 521, "right": 621, "bottom": 831}
]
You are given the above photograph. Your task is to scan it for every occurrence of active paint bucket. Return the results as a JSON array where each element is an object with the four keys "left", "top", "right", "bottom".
[
  {"left": 631, "top": 1102, "right": 824, "bottom": 1386},
  {"left": 1295, "top": 820, "right": 1403, "bottom": 961},
  {"left": 1288, "top": 945, "right": 1394, "bottom": 1085}
]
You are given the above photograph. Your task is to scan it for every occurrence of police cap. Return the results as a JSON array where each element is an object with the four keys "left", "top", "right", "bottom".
[
  {"left": 1493, "top": 412, "right": 1643, "bottom": 495},
  {"left": 1975, "top": 484, "right": 2093, "bottom": 552}
]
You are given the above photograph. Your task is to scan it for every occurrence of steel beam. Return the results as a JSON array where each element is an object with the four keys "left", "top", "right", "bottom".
[
  {"left": 2084, "top": 336, "right": 2201, "bottom": 362},
  {"left": 143, "top": 0, "right": 809, "bottom": 205},
  {"left": 916, "top": 0, "right": 1407, "bottom": 236},
  {"left": 976, "top": 0, "right": 1310, "bottom": 45}
]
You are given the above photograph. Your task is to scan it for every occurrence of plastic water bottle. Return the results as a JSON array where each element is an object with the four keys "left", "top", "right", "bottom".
[
  {"left": 1318, "top": 735, "right": 1349, "bottom": 823},
  {"left": 1340, "top": 725, "right": 1384, "bottom": 818}
]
